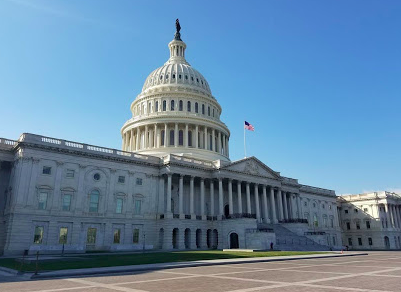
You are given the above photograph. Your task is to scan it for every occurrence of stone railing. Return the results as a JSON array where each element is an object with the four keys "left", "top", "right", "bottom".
[
  {"left": 223, "top": 213, "right": 256, "bottom": 220},
  {"left": 0, "top": 138, "right": 17, "bottom": 150},
  {"left": 164, "top": 154, "right": 215, "bottom": 168},
  {"left": 246, "top": 228, "right": 274, "bottom": 233},
  {"left": 18, "top": 133, "right": 160, "bottom": 164},
  {"left": 305, "top": 231, "right": 326, "bottom": 235},
  {"left": 279, "top": 219, "right": 308, "bottom": 224},
  {"left": 300, "top": 184, "right": 336, "bottom": 196}
]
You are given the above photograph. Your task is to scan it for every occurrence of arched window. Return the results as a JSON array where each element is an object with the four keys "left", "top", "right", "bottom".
[
  {"left": 162, "top": 100, "right": 166, "bottom": 111},
  {"left": 313, "top": 214, "right": 318, "bottom": 227},
  {"left": 161, "top": 130, "right": 165, "bottom": 146},
  {"left": 155, "top": 101, "right": 159, "bottom": 112},
  {"left": 187, "top": 101, "right": 191, "bottom": 112},
  {"left": 169, "top": 130, "right": 174, "bottom": 146},
  {"left": 188, "top": 131, "right": 192, "bottom": 147},
  {"left": 179, "top": 130, "right": 183, "bottom": 146},
  {"left": 179, "top": 100, "right": 183, "bottom": 111},
  {"left": 195, "top": 102, "right": 199, "bottom": 113},
  {"left": 89, "top": 190, "right": 100, "bottom": 213},
  {"left": 202, "top": 104, "right": 205, "bottom": 115},
  {"left": 170, "top": 100, "right": 175, "bottom": 111}
]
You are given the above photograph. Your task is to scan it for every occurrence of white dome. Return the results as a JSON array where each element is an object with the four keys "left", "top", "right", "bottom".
[{"left": 142, "top": 63, "right": 212, "bottom": 95}]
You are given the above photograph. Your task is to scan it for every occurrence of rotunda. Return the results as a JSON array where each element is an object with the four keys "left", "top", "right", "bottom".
[{"left": 121, "top": 22, "right": 230, "bottom": 161}]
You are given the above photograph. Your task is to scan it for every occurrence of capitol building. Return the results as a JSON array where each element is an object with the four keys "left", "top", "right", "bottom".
[{"left": 0, "top": 23, "right": 342, "bottom": 255}]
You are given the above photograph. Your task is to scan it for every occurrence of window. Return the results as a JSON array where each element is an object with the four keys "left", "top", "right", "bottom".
[
  {"left": 188, "top": 131, "right": 192, "bottom": 147},
  {"left": 179, "top": 74, "right": 182, "bottom": 79},
  {"left": 368, "top": 237, "right": 373, "bottom": 246},
  {"left": 170, "top": 100, "right": 175, "bottom": 111},
  {"left": 354, "top": 209, "right": 358, "bottom": 213},
  {"left": 42, "top": 166, "right": 51, "bottom": 175},
  {"left": 172, "top": 74, "right": 175, "bottom": 79},
  {"left": 304, "top": 201, "right": 307, "bottom": 207},
  {"left": 346, "top": 222, "right": 351, "bottom": 230},
  {"left": 113, "top": 229, "right": 121, "bottom": 244},
  {"left": 87, "top": 228, "right": 97, "bottom": 244},
  {"left": 33, "top": 226, "right": 44, "bottom": 244},
  {"left": 134, "top": 199, "right": 142, "bottom": 215},
  {"left": 366, "top": 221, "right": 371, "bottom": 229},
  {"left": 191, "top": 76, "right": 194, "bottom": 81},
  {"left": 322, "top": 204, "right": 325, "bottom": 209},
  {"left": 165, "top": 74, "right": 169, "bottom": 79},
  {"left": 89, "top": 190, "right": 100, "bottom": 212},
  {"left": 116, "top": 198, "right": 123, "bottom": 214},
  {"left": 313, "top": 214, "right": 318, "bottom": 227},
  {"left": 329, "top": 205, "right": 332, "bottom": 210},
  {"left": 93, "top": 173, "right": 100, "bottom": 181},
  {"left": 155, "top": 101, "right": 159, "bottom": 112},
  {"left": 148, "top": 102, "right": 151, "bottom": 113},
  {"left": 179, "top": 130, "right": 183, "bottom": 146},
  {"left": 345, "top": 209, "right": 349, "bottom": 214},
  {"left": 323, "top": 216, "right": 327, "bottom": 227},
  {"left": 195, "top": 102, "right": 198, "bottom": 113},
  {"left": 356, "top": 222, "right": 361, "bottom": 230},
  {"left": 330, "top": 218, "right": 334, "bottom": 228},
  {"left": 162, "top": 100, "right": 166, "bottom": 111},
  {"left": 348, "top": 238, "right": 352, "bottom": 246},
  {"left": 185, "top": 75, "right": 188, "bottom": 80},
  {"left": 208, "top": 106, "right": 210, "bottom": 116},
  {"left": 118, "top": 176, "right": 125, "bottom": 184},
  {"left": 313, "top": 202, "right": 316, "bottom": 208},
  {"left": 59, "top": 227, "right": 68, "bottom": 244},
  {"left": 202, "top": 104, "right": 205, "bottom": 115},
  {"left": 62, "top": 194, "right": 72, "bottom": 211},
  {"left": 161, "top": 130, "right": 165, "bottom": 146},
  {"left": 169, "top": 130, "right": 174, "bottom": 146},
  {"left": 133, "top": 229, "right": 140, "bottom": 243},
  {"left": 179, "top": 100, "right": 183, "bottom": 111},
  {"left": 358, "top": 238, "right": 362, "bottom": 246},
  {"left": 66, "top": 169, "right": 75, "bottom": 178},
  {"left": 38, "top": 192, "right": 48, "bottom": 210},
  {"left": 187, "top": 101, "right": 191, "bottom": 112},
  {"left": 136, "top": 178, "right": 143, "bottom": 185}
]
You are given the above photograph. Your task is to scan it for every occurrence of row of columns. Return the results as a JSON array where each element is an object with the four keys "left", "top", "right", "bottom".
[
  {"left": 384, "top": 204, "right": 401, "bottom": 229},
  {"left": 161, "top": 174, "right": 303, "bottom": 223},
  {"left": 123, "top": 124, "right": 229, "bottom": 156}
]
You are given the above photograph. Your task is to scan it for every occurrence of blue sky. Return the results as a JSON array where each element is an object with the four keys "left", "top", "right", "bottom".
[{"left": 0, "top": 0, "right": 400, "bottom": 195}]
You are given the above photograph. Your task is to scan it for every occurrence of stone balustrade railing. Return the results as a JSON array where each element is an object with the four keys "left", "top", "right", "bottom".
[{"left": 0, "top": 138, "right": 17, "bottom": 149}]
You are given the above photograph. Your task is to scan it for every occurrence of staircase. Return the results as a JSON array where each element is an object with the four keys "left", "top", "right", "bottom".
[{"left": 260, "top": 224, "right": 330, "bottom": 251}]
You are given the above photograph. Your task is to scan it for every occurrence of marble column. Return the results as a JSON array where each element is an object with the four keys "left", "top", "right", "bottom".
[
  {"left": 145, "top": 125, "right": 148, "bottom": 148},
  {"left": 282, "top": 192, "right": 288, "bottom": 220},
  {"left": 246, "top": 182, "right": 251, "bottom": 214},
  {"left": 200, "top": 178, "right": 205, "bottom": 218},
  {"left": 174, "top": 123, "right": 178, "bottom": 147},
  {"left": 218, "top": 178, "right": 224, "bottom": 217},
  {"left": 237, "top": 181, "right": 242, "bottom": 214},
  {"left": 190, "top": 176, "right": 195, "bottom": 218},
  {"left": 184, "top": 124, "right": 189, "bottom": 148},
  {"left": 212, "top": 129, "right": 216, "bottom": 152},
  {"left": 277, "top": 189, "right": 284, "bottom": 221},
  {"left": 166, "top": 174, "right": 172, "bottom": 214},
  {"left": 164, "top": 124, "right": 168, "bottom": 148},
  {"left": 262, "top": 185, "right": 269, "bottom": 223},
  {"left": 195, "top": 125, "right": 199, "bottom": 149},
  {"left": 228, "top": 179, "right": 233, "bottom": 215},
  {"left": 270, "top": 187, "right": 277, "bottom": 223},
  {"left": 136, "top": 127, "right": 140, "bottom": 150},
  {"left": 222, "top": 135, "right": 226, "bottom": 155},
  {"left": 395, "top": 206, "right": 401, "bottom": 229},
  {"left": 179, "top": 175, "right": 184, "bottom": 217},
  {"left": 158, "top": 176, "right": 165, "bottom": 214},
  {"left": 254, "top": 184, "right": 260, "bottom": 221},
  {"left": 296, "top": 194, "right": 302, "bottom": 219},
  {"left": 154, "top": 124, "right": 158, "bottom": 148},
  {"left": 218, "top": 131, "right": 222, "bottom": 154},
  {"left": 210, "top": 180, "right": 215, "bottom": 216}
]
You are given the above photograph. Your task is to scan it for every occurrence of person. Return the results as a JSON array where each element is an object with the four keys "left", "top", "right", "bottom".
[{"left": 270, "top": 242, "right": 274, "bottom": 250}]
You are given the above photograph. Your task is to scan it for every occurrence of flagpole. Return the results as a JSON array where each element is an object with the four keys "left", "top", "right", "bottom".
[{"left": 244, "top": 123, "right": 247, "bottom": 158}]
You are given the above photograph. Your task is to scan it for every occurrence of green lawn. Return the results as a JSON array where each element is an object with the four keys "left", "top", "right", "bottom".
[{"left": 0, "top": 250, "right": 327, "bottom": 272}]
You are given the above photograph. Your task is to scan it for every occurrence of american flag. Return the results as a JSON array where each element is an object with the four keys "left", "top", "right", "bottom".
[{"left": 244, "top": 121, "right": 254, "bottom": 131}]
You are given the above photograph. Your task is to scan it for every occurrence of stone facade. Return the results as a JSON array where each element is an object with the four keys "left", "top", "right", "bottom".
[
  {"left": 338, "top": 191, "right": 401, "bottom": 250},
  {"left": 0, "top": 26, "right": 341, "bottom": 255}
]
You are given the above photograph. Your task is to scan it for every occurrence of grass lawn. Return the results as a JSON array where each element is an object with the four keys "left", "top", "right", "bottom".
[{"left": 0, "top": 250, "right": 328, "bottom": 272}]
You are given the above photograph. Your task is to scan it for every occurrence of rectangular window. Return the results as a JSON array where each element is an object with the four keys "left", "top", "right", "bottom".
[
  {"left": 368, "top": 238, "right": 373, "bottom": 245},
  {"left": 136, "top": 178, "right": 143, "bottom": 185},
  {"left": 89, "top": 193, "right": 99, "bottom": 212},
  {"left": 356, "top": 223, "right": 360, "bottom": 230},
  {"left": 133, "top": 228, "right": 140, "bottom": 243},
  {"left": 345, "top": 210, "right": 348, "bottom": 214},
  {"left": 116, "top": 198, "right": 123, "bottom": 214},
  {"left": 346, "top": 222, "right": 351, "bottom": 230},
  {"left": 33, "top": 226, "right": 44, "bottom": 244},
  {"left": 87, "top": 228, "right": 97, "bottom": 244},
  {"left": 354, "top": 209, "right": 358, "bottom": 213},
  {"left": 363, "top": 208, "right": 368, "bottom": 212},
  {"left": 66, "top": 169, "right": 75, "bottom": 178},
  {"left": 38, "top": 192, "right": 48, "bottom": 210},
  {"left": 134, "top": 200, "right": 142, "bottom": 215},
  {"left": 366, "top": 221, "right": 371, "bottom": 229},
  {"left": 113, "top": 229, "right": 121, "bottom": 244},
  {"left": 348, "top": 238, "right": 352, "bottom": 246},
  {"left": 330, "top": 218, "right": 334, "bottom": 228},
  {"left": 59, "top": 227, "right": 68, "bottom": 244},
  {"left": 118, "top": 176, "right": 125, "bottom": 183},
  {"left": 62, "top": 194, "right": 72, "bottom": 211},
  {"left": 358, "top": 238, "right": 362, "bottom": 246},
  {"left": 42, "top": 166, "right": 51, "bottom": 175}
]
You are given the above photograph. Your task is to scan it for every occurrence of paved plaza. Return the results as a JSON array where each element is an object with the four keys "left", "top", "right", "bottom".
[{"left": 0, "top": 252, "right": 401, "bottom": 292}]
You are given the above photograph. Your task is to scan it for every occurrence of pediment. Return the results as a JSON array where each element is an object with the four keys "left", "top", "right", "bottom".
[{"left": 221, "top": 157, "right": 280, "bottom": 179}]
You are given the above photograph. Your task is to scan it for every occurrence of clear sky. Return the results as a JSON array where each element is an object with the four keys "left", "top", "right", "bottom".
[{"left": 0, "top": 0, "right": 400, "bottom": 195}]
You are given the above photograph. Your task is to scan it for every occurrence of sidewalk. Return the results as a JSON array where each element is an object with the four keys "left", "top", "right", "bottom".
[{"left": 17, "top": 251, "right": 367, "bottom": 279}]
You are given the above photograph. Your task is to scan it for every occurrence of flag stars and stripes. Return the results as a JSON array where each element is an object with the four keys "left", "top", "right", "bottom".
[{"left": 244, "top": 121, "right": 254, "bottom": 131}]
